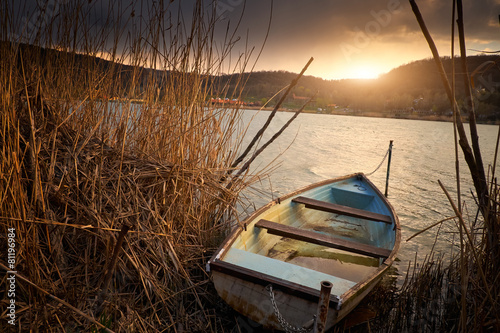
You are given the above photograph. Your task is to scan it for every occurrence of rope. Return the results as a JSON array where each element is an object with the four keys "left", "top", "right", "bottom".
[
  {"left": 365, "top": 147, "right": 390, "bottom": 177},
  {"left": 266, "top": 285, "right": 313, "bottom": 333}
]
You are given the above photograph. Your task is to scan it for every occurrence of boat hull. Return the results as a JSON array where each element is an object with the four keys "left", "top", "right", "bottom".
[
  {"left": 212, "top": 270, "right": 338, "bottom": 330},
  {"left": 208, "top": 173, "right": 401, "bottom": 331},
  {"left": 211, "top": 262, "right": 389, "bottom": 331}
]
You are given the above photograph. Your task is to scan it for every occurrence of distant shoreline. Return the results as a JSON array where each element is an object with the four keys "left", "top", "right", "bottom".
[{"left": 241, "top": 106, "right": 500, "bottom": 126}]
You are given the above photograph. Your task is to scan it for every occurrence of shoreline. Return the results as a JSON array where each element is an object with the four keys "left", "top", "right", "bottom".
[{"left": 241, "top": 106, "right": 500, "bottom": 125}]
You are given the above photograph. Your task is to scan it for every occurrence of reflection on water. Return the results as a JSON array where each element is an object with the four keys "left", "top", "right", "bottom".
[{"left": 240, "top": 110, "right": 498, "bottom": 284}]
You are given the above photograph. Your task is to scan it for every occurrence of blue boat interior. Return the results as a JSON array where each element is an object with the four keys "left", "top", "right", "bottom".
[{"left": 221, "top": 176, "right": 396, "bottom": 296}]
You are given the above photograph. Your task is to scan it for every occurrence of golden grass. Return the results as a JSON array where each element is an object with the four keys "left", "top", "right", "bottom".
[
  {"left": 375, "top": 2, "right": 500, "bottom": 332},
  {"left": 0, "top": 1, "right": 264, "bottom": 331}
]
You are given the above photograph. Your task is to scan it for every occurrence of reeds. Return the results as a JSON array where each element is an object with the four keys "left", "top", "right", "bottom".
[
  {"left": 377, "top": 2, "right": 500, "bottom": 332},
  {"left": 0, "top": 1, "right": 266, "bottom": 331},
  {"left": 335, "top": 3, "right": 500, "bottom": 332}
]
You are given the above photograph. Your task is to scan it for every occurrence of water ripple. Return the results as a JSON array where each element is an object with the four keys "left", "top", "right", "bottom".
[{"left": 240, "top": 111, "right": 498, "bottom": 279}]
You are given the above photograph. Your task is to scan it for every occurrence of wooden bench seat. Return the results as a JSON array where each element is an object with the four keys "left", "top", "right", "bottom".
[
  {"left": 222, "top": 247, "right": 357, "bottom": 296},
  {"left": 292, "top": 196, "right": 392, "bottom": 224},
  {"left": 255, "top": 219, "right": 392, "bottom": 258}
]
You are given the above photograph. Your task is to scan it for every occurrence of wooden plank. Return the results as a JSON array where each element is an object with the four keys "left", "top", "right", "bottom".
[
  {"left": 255, "top": 219, "right": 392, "bottom": 258},
  {"left": 223, "top": 248, "right": 356, "bottom": 294},
  {"left": 292, "top": 196, "right": 392, "bottom": 224},
  {"left": 209, "top": 259, "right": 341, "bottom": 307}
]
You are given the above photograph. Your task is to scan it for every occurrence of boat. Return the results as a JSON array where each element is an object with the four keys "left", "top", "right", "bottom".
[{"left": 207, "top": 172, "right": 401, "bottom": 331}]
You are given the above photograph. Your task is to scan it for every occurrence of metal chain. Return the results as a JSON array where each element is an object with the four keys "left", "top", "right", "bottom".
[
  {"left": 266, "top": 285, "right": 313, "bottom": 333},
  {"left": 365, "top": 147, "right": 390, "bottom": 177}
]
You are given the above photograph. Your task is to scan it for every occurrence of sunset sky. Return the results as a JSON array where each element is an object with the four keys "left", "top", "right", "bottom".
[
  {"left": 217, "top": 0, "right": 500, "bottom": 80},
  {"left": 11, "top": 0, "right": 500, "bottom": 80}
]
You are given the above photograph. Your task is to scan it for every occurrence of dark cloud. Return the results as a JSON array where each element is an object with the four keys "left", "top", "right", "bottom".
[
  {"left": 224, "top": 0, "right": 498, "bottom": 46},
  {"left": 217, "top": 0, "right": 500, "bottom": 77},
  {"left": 7, "top": 0, "right": 499, "bottom": 79}
]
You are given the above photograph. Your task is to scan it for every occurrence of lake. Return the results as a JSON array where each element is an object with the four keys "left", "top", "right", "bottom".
[{"left": 238, "top": 109, "right": 499, "bottom": 280}]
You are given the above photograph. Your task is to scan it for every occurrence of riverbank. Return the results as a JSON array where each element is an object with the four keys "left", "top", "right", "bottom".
[{"left": 242, "top": 106, "right": 500, "bottom": 125}]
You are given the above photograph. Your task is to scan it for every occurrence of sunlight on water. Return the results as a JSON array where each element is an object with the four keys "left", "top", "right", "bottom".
[{"left": 239, "top": 110, "right": 499, "bottom": 283}]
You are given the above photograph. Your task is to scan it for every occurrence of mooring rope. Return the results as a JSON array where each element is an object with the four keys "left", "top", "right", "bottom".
[{"left": 365, "top": 147, "right": 390, "bottom": 177}]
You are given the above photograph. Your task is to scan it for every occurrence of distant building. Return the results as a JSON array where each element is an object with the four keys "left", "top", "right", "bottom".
[
  {"left": 210, "top": 97, "right": 245, "bottom": 106},
  {"left": 292, "top": 93, "right": 309, "bottom": 101},
  {"left": 292, "top": 93, "right": 316, "bottom": 106}
]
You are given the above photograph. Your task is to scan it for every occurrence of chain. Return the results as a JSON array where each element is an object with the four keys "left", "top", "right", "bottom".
[
  {"left": 365, "top": 147, "right": 390, "bottom": 177},
  {"left": 266, "top": 285, "right": 313, "bottom": 333}
]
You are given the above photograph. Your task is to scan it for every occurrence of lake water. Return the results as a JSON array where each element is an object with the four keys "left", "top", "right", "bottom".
[{"left": 238, "top": 109, "right": 499, "bottom": 280}]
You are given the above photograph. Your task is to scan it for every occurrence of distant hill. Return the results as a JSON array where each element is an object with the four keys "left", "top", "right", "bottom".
[
  {"left": 378, "top": 55, "right": 500, "bottom": 95},
  {"left": 6, "top": 42, "right": 499, "bottom": 119},
  {"left": 222, "top": 55, "right": 500, "bottom": 119}
]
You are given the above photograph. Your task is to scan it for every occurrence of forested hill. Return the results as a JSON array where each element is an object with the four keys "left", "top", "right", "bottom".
[
  {"left": 225, "top": 55, "right": 500, "bottom": 119},
  {"left": 7, "top": 42, "right": 499, "bottom": 119}
]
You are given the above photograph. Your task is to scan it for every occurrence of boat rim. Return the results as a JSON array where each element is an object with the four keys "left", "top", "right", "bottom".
[{"left": 208, "top": 172, "right": 401, "bottom": 307}]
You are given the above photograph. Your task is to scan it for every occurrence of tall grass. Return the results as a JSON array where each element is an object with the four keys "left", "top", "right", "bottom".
[
  {"left": 376, "top": 2, "right": 500, "bottom": 332},
  {"left": 333, "top": 2, "right": 500, "bottom": 332},
  {"left": 0, "top": 1, "right": 265, "bottom": 331}
]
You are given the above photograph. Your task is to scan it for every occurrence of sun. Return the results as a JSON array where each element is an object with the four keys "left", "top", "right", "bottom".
[{"left": 350, "top": 66, "right": 381, "bottom": 79}]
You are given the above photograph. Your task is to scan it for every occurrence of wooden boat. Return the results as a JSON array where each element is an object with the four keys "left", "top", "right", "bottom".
[{"left": 207, "top": 173, "right": 400, "bottom": 331}]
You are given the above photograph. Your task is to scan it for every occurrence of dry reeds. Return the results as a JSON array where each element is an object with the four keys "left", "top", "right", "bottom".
[
  {"left": 379, "top": 2, "right": 500, "bottom": 332},
  {"left": 0, "top": 1, "right": 269, "bottom": 331},
  {"left": 336, "top": 3, "right": 500, "bottom": 332}
]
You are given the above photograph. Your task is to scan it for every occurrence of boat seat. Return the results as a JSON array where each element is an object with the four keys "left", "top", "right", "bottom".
[
  {"left": 292, "top": 196, "right": 392, "bottom": 224},
  {"left": 255, "top": 219, "right": 392, "bottom": 258},
  {"left": 222, "top": 247, "right": 357, "bottom": 296}
]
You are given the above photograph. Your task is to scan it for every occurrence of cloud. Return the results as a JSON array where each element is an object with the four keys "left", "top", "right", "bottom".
[
  {"left": 8, "top": 0, "right": 500, "bottom": 79},
  {"left": 222, "top": 0, "right": 500, "bottom": 78}
]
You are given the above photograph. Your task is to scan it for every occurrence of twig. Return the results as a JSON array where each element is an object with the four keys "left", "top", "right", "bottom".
[
  {"left": 406, "top": 215, "right": 457, "bottom": 242},
  {"left": 450, "top": 0, "right": 462, "bottom": 214},
  {"left": 457, "top": 0, "right": 487, "bottom": 206},
  {"left": 449, "top": 6, "right": 468, "bottom": 326},
  {"left": 227, "top": 93, "right": 316, "bottom": 189},
  {"left": 229, "top": 57, "right": 314, "bottom": 171},
  {"left": 409, "top": 0, "right": 487, "bottom": 218},
  {"left": 438, "top": 180, "right": 498, "bottom": 318},
  {"left": 0, "top": 261, "right": 115, "bottom": 333},
  {"left": 99, "top": 223, "right": 131, "bottom": 304},
  {"left": 103, "top": 224, "right": 130, "bottom": 292}
]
